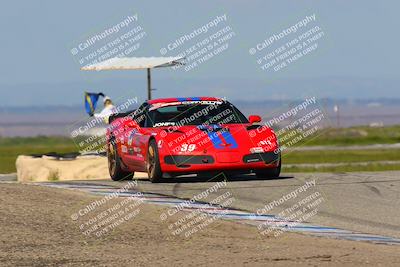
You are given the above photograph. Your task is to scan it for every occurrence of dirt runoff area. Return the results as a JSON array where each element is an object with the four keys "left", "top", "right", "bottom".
[{"left": 0, "top": 183, "right": 399, "bottom": 266}]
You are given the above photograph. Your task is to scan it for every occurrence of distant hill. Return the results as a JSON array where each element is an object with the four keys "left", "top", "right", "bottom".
[{"left": 0, "top": 98, "right": 399, "bottom": 136}]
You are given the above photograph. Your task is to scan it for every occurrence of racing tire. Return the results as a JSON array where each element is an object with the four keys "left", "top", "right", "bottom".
[
  {"left": 147, "top": 139, "right": 163, "bottom": 183},
  {"left": 255, "top": 157, "right": 281, "bottom": 179},
  {"left": 107, "top": 141, "right": 134, "bottom": 181}
]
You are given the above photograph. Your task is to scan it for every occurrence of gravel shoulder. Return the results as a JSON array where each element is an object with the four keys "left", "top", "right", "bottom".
[{"left": 1, "top": 183, "right": 399, "bottom": 266}]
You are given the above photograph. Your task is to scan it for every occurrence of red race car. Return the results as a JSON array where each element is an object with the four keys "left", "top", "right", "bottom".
[{"left": 106, "top": 97, "right": 281, "bottom": 182}]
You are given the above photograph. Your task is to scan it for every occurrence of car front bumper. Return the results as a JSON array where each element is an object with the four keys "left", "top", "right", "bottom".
[{"left": 161, "top": 151, "right": 280, "bottom": 173}]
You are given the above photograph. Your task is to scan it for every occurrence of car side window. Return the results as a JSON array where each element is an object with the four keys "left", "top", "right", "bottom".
[
  {"left": 133, "top": 103, "right": 148, "bottom": 127},
  {"left": 144, "top": 110, "right": 154, "bottom": 128}
]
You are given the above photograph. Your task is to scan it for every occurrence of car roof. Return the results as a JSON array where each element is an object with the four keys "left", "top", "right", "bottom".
[{"left": 147, "top": 97, "right": 223, "bottom": 105}]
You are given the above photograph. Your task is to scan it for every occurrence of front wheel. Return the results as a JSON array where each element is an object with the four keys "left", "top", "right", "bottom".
[
  {"left": 107, "top": 141, "right": 134, "bottom": 181},
  {"left": 147, "top": 139, "right": 163, "bottom": 183},
  {"left": 255, "top": 157, "right": 281, "bottom": 179}
]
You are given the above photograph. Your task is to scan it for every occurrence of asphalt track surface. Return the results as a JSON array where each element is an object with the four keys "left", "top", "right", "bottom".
[{"left": 63, "top": 171, "right": 400, "bottom": 241}]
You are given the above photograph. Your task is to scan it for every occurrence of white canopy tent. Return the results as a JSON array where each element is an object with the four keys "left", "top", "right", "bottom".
[{"left": 81, "top": 56, "right": 184, "bottom": 99}]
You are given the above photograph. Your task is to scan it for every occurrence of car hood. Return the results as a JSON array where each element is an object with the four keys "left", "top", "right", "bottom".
[{"left": 155, "top": 123, "right": 278, "bottom": 154}]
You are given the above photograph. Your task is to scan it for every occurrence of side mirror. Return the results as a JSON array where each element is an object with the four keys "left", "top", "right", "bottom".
[{"left": 248, "top": 115, "right": 262, "bottom": 124}]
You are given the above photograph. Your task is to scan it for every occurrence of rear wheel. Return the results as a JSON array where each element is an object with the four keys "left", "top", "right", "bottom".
[
  {"left": 107, "top": 141, "right": 133, "bottom": 181},
  {"left": 255, "top": 157, "right": 281, "bottom": 179},
  {"left": 147, "top": 139, "right": 163, "bottom": 183}
]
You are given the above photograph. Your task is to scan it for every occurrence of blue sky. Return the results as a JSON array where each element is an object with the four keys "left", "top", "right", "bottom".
[{"left": 0, "top": 1, "right": 399, "bottom": 106}]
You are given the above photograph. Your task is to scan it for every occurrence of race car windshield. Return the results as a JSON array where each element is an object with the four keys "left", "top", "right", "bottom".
[{"left": 147, "top": 101, "right": 248, "bottom": 127}]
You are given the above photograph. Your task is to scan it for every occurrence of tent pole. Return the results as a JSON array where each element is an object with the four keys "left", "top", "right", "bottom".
[{"left": 147, "top": 68, "right": 152, "bottom": 100}]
